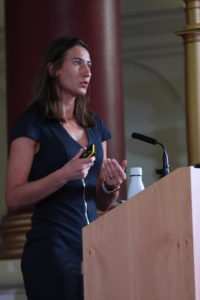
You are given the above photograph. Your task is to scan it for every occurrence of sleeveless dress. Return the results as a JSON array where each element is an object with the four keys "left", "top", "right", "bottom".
[{"left": 11, "top": 109, "right": 111, "bottom": 300}]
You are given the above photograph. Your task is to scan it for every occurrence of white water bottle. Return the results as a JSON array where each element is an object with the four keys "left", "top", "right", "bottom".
[{"left": 127, "top": 167, "right": 144, "bottom": 199}]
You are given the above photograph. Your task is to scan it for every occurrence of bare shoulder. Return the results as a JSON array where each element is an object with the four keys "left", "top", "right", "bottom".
[
  {"left": 7, "top": 137, "right": 39, "bottom": 190},
  {"left": 8, "top": 137, "right": 39, "bottom": 178}
]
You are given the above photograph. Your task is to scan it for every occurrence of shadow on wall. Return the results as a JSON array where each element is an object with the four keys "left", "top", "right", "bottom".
[
  {"left": 126, "top": 126, "right": 187, "bottom": 186},
  {"left": 123, "top": 59, "right": 187, "bottom": 188}
]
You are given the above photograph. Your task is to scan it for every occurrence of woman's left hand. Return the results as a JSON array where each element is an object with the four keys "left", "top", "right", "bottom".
[{"left": 101, "top": 158, "right": 127, "bottom": 187}]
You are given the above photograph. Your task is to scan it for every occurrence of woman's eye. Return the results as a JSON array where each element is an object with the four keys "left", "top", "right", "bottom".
[{"left": 73, "top": 60, "right": 81, "bottom": 66}]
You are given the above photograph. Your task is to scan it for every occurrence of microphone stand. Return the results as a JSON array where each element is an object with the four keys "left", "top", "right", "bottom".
[
  {"left": 131, "top": 132, "right": 170, "bottom": 179},
  {"left": 155, "top": 142, "right": 170, "bottom": 178}
]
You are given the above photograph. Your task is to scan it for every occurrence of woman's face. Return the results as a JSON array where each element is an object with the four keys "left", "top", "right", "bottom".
[{"left": 53, "top": 45, "right": 92, "bottom": 98}]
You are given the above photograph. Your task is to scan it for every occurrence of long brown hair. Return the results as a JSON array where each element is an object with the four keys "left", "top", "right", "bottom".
[{"left": 28, "top": 36, "right": 95, "bottom": 127}]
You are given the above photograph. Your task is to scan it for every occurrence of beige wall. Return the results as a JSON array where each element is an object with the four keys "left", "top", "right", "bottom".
[
  {"left": 121, "top": 7, "right": 187, "bottom": 189},
  {"left": 121, "top": 0, "right": 184, "bottom": 13}
]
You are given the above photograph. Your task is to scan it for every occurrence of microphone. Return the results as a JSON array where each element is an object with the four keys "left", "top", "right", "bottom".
[
  {"left": 132, "top": 133, "right": 157, "bottom": 145},
  {"left": 132, "top": 132, "right": 170, "bottom": 178}
]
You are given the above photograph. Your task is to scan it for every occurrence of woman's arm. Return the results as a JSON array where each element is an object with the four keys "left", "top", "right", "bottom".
[
  {"left": 96, "top": 141, "right": 127, "bottom": 211},
  {"left": 6, "top": 137, "right": 95, "bottom": 211}
]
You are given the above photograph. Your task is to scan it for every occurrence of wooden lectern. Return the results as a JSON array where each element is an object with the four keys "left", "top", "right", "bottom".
[{"left": 83, "top": 167, "right": 200, "bottom": 300}]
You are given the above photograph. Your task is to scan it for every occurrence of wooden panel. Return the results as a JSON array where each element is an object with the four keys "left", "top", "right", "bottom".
[
  {"left": 191, "top": 170, "right": 200, "bottom": 300},
  {"left": 83, "top": 167, "right": 200, "bottom": 300}
]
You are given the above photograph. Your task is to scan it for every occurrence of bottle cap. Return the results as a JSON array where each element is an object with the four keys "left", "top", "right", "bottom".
[{"left": 130, "top": 167, "right": 142, "bottom": 176}]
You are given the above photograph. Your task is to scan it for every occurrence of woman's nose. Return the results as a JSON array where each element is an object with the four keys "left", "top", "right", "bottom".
[{"left": 82, "top": 64, "right": 91, "bottom": 76}]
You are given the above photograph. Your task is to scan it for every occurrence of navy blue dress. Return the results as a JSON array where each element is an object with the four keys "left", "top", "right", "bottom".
[{"left": 11, "top": 109, "right": 111, "bottom": 300}]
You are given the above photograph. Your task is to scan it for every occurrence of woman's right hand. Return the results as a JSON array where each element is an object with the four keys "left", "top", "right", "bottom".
[{"left": 61, "top": 149, "right": 96, "bottom": 182}]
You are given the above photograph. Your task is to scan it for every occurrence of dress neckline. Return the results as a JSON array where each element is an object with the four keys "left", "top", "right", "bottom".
[{"left": 58, "top": 122, "right": 90, "bottom": 149}]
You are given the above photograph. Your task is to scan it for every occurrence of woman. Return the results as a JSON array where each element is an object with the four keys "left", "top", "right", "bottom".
[{"left": 6, "top": 36, "right": 127, "bottom": 300}]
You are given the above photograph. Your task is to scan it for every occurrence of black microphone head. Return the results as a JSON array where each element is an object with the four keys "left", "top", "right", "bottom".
[{"left": 132, "top": 132, "right": 158, "bottom": 145}]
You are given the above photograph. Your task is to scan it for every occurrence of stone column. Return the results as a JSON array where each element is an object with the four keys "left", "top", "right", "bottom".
[
  {"left": 0, "top": 0, "right": 125, "bottom": 259},
  {"left": 176, "top": 0, "right": 200, "bottom": 165}
]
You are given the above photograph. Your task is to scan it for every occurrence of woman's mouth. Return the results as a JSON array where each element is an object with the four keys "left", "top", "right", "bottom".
[{"left": 80, "top": 81, "right": 89, "bottom": 88}]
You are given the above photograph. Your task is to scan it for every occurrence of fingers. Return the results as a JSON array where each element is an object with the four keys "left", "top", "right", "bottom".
[
  {"left": 72, "top": 149, "right": 95, "bottom": 167},
  {"left": 121, "top": 159, "right": 127, "bottom": 171},
  {"left": 67, "top": 152, "right": 96, "bottom": 180},
  {"left": 102, "top": 158, "right": 127, "bottom": 186},
  {"left": 72, "top": 148, "right": 84, "bottom": 160},
  {"left": 79, "top": 167, "right": 90, "bottom": 179},
  {"left": 79, "top": 158, "right": 95, "bottom": 179},
  {"left": 81, "top": 156, "right": 96, "bottom": 168}
]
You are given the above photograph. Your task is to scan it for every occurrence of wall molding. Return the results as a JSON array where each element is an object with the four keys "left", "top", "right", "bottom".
[{"left": 121, "top": 8, "right": 185, "bottom": 59}]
